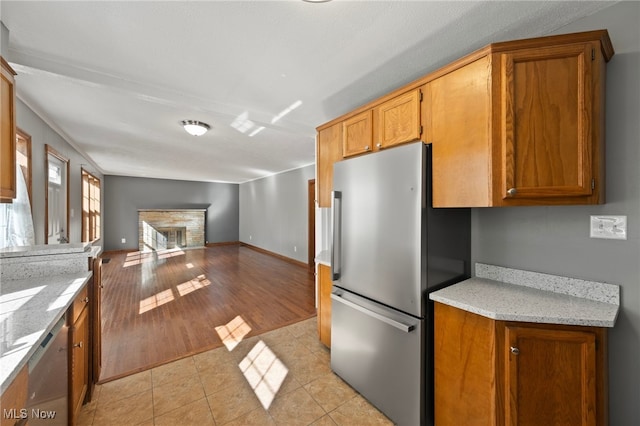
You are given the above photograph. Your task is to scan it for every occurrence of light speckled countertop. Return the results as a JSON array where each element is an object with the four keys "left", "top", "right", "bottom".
[
  {"left": 0, "top": 242, "right": 92, "bottom": 258},
  {"left": 0, "top": 242, "right": 99, "bottom": 392},
  {"left": 429, "top": 263, "right": 619, "bottom": 328},
  {"left": 0, "top": 271, "right": 92, "bottom": 392},
  {"left": 315, "top": 250, "right": 331, "bottom": 267}
]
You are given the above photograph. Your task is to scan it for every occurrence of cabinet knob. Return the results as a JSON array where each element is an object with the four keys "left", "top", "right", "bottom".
[
  {"left": 74, "top": 341, "right": 83, "bottom": 349},
  {"left": 83, "top": 296, "right": 90, "bottom": 303},
  {"left": 365, "top": 145, "right": 371, "bottom": 151},
  {"left": 376, "top": 143, "right": 382, "bottom": 148},
  {"left": 510, "top": 346, "right": 520, "bottom": 355},
  {"left": 507, "top": 188, "right": 517, "bottom": 197}
]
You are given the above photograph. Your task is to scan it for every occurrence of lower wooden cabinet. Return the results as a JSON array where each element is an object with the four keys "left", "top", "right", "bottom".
[
  {"left": 0, "top": 365, "right": 28, "bottom": 426},
  {"left": 434, "top": 302, "right": 608, "bottom": 426},
  {"left": 69, "top": 291, "right": 90, "bottom": 424},
  {"left": 317, "top": 264, "right": 332, "bottom": 347}
]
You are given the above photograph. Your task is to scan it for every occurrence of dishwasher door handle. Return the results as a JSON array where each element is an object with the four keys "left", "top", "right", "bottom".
[{"left": 331, "top": 292, "right": 416, "bottom": 333}]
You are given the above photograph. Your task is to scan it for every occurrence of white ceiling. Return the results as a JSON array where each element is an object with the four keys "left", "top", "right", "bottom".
[{"left": 0, "top": 1, "right": 616, "bottom": 184}]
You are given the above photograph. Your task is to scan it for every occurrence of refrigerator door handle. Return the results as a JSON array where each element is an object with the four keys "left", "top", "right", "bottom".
[
  {"left": 331, "top": 190, "right": 342, "bottom": 280},
  {"left": 331, "top": 292, "right": 416, "bottom": 333}
]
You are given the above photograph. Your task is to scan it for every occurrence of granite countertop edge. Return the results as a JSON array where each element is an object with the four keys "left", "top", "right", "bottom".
[
  {"left": 0, "top": 271, "right": 93, "bottom": 392},
  {"left": 429, "top": 265, "right": 620, "bottom": 328}
]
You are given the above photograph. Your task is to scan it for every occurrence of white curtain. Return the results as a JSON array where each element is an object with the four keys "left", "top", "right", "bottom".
[{"left": 0, "top": 167, "right": 35, "bottom": 248}]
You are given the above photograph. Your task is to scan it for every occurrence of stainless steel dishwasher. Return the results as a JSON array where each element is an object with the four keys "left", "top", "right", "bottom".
[{"left": 25, "top": 315, "right": 68, "bottom": 425}]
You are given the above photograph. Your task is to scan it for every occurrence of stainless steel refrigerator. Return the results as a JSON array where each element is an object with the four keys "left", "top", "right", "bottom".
[{"left": 330, "top": 141, "right": 470, "bottom": 426}]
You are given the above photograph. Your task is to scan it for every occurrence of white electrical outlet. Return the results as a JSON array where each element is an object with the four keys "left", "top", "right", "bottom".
[
  {"left": 590, "top": 215, "right": 627, "bottom": 240},
  {"left": 294, "top": 246, "right": 297, "bottom": 252},
  {"left": 121, "top": 237, "right": 126, "bottom": 244}
]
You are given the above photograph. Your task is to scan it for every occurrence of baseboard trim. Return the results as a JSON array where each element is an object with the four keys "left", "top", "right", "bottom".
[
  {"left": 240, "top": 242, "right": 309, "bottom": 269},
  {"left": 206, "top": 241, "right": 241, "bottom": 247}
]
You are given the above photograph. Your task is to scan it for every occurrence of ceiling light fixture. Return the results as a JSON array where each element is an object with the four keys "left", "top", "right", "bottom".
[{"left": 181, "top": 120, "right": 210, "bottom": 136}]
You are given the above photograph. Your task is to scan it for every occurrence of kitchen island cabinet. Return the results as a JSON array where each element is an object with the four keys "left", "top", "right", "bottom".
[{"left": 430, "top": 263, "right": 619, "bottom": 426}]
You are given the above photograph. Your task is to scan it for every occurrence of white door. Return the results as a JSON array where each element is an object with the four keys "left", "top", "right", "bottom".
[{"left": 47, "top": 154, "right": 68, "bottom": 244}]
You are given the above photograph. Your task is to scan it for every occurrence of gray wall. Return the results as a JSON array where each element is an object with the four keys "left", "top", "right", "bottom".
[
  {"left": 15, "top": 99, "right": 104, "bottom": 247},
  {"left": 239, "top": 164, "right": 315, "bottom": 263},
  {"left": 103, "top": 175, "right": 239, "bottom": 251},
  {"left": 471, "top": 2, "right": 639, "bottom": 423}
]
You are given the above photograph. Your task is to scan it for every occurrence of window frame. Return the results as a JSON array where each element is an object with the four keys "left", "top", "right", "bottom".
[{"left": 81, "top": 168, "right": 101, "bottom": 243}]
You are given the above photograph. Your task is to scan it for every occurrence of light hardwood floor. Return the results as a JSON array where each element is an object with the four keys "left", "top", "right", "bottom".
[{"left": 99, "top": 244, "right": 317, "bottom": 382}]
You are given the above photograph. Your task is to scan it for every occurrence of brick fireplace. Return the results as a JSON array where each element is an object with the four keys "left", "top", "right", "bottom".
[{"left": 138, "top": 209, "right": 206, "bottom": 251}]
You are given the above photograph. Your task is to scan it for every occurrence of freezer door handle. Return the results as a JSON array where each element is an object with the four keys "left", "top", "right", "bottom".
[
  {"left": 331, "top": 292, "right": 416, "bottom": 333},
  {"left": 331, "top": 191, "right": 342, "bottom": 280}
]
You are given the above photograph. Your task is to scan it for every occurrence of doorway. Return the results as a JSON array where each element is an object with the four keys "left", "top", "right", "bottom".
[{"left": 45, "top": 145, "right": 69, "bottom": 244}]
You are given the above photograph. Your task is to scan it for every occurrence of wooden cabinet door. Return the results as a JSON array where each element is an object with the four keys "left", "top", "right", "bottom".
[
  {"left": 70, "top": 306, "right": 89, "bottom": 424},
  {"left": 317, "top": 264, "right": 332, "bottom": 347},
  {"left": 88, "top": 257, "right": 103, "bottom": 399},
  {"left": 505, "top": 325, "right": 598, "bottom": 426},
  {"left": 500, "top": 43, "right": 596, "bottom": 202},
  {"left": 377, "top": 89, "right": 421, "bottom": 149},
  {"left": 1, "top": 57, "right": 17, "bottom": 201},
  {"left": 316, "top": 123, "right": 343, "bottom": 207},
  {"left": 342, "top": 110, "right": 373, "bottom": 158}
]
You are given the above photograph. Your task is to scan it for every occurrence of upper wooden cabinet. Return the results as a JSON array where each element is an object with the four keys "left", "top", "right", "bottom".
[
  {"left": 427, "top": 31, "right": 613, "bottom": 207},
  {"left": 316, "top": 122, "right": 343, "bottom": 207},
  {"left": 317, "top": 30, "right": 613, "bottom": 208},
  {"left": 377, "top": 89, "right": 422, "bottom": 150},
  {"left": 1, "top": 57, "right": 17, "bottom": 202},
  {"left": 342, "top": 109, "right": 373, "bottom": 158},
  {"left": 342, "top": 89, "right": 422, "bottom": 158}
]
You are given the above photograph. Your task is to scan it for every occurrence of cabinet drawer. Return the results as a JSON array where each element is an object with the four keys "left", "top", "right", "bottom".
[{"left": 68, "top": 285, "right": 89, "bottom": 325}]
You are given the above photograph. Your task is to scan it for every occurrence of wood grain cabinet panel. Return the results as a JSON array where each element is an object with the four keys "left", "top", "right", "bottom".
[
  {"left": 317, "top": 264, "right": 332, "bottom": 347},
  {"left": 1, "top": 57, "right": 17, "bottom": 201},
  {"left": 316, "top": 123, "right": 343, "bottom": 207},
  {"left": 505, "top": 325, "right": 599, "bottom": 426},
  {"left": 500, "top": 43, "right": 596, "bottom": 202},
  {"left": 428, "top": 31, "right": 612, "bottom": 207},
  {"left": 69, "top": 291, "right": 90, "bottom": 425},
  {"left": 0, "top": 365, "right": 28, "bottom": 426},
  {"left": 376, "top": 89, "right": 422, "bottom": 150},
  {"left": 342, "top": 109, "right": 373, "bottom": 158},
  {"left": 434, "top": 303, "right": 608, "bottom": 426},
  {"left": 317, "top": 30, "right": 612, "bottom": 208}
]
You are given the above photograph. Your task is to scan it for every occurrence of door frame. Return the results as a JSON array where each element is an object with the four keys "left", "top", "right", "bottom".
[
  {"left": 45, "top": 144, "right": 70, "bottom": 244},
  {"left": 308, "top": 179, "right": 316, "bottom": 269}
]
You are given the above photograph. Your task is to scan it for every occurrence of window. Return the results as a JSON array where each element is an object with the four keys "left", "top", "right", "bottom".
[
  {"left": 0, "top": 129, "right": 34, "bottom": 248},
  {"left": 82, "top": 168, "right": 101, "bottom": 242}
]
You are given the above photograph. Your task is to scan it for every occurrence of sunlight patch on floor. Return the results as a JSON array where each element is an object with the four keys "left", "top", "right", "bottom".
[
  {"left": 239, "top": 340, "right": 288, "bottom": 410},
  {"left": 215, "top": 315, "right": 252, "bottom": 351}
]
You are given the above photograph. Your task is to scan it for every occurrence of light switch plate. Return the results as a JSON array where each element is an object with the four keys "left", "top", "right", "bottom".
[{"left": 590, "top": 215, "right": 627, "bottom": 240}]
